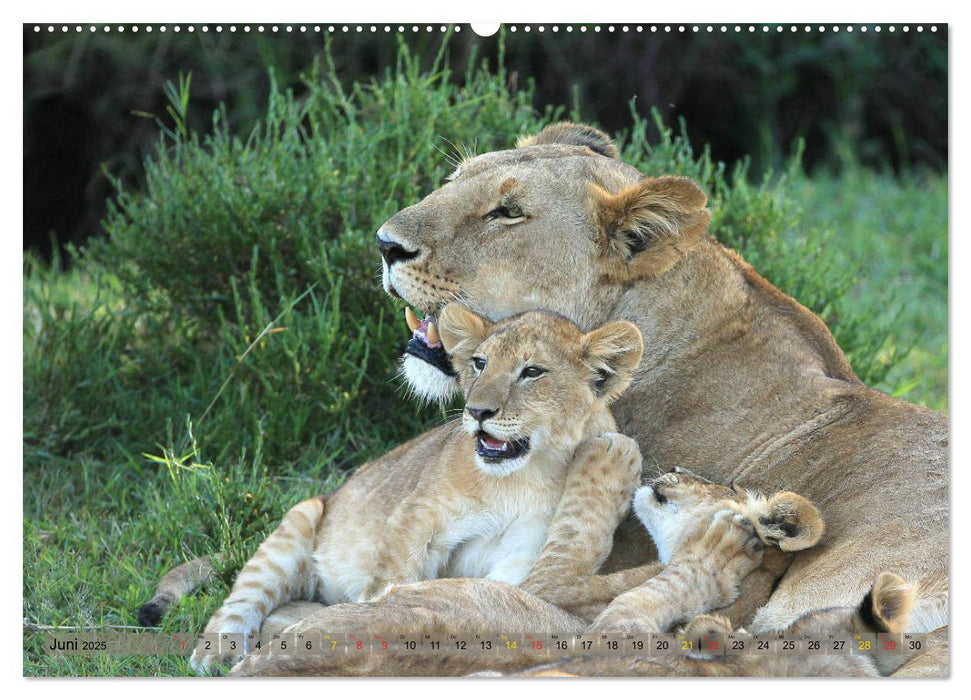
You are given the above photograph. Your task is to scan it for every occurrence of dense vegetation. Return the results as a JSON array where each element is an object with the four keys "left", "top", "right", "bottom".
[
  {"left": 23, "top": 38, "right": 946, "bottom": 676},
  {"left": 24, "top": 25, "right": 947, "bottom": 259}
]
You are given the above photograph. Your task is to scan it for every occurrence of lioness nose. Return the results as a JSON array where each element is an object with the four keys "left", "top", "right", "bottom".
[
  {"left": 377, "top": 233, "right": 419, "bottom": 267},
  {"left": 467, "top": 407, "right": 498, "bottom": 423}
]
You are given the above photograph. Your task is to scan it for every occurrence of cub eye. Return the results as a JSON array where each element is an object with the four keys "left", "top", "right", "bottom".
[
  {"left": 471, "top": 357, "right": 487, "bottom": 372},
  {"left": 520, "top": 365, "right": 546, "bottom": 380},
  {"left": 484, "top": 204, "right": 526, "bottom": 222}
]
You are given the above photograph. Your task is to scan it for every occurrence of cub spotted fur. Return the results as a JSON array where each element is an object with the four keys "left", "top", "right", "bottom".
[
  {"left": 590, "top": 467, "right": 825, "bottom": 632},
  {"left": 189, "top": 305, "right": 644, "bottom": 672},
  {"left": 226, "top": 471, "right": 824, "bottom": 677}
]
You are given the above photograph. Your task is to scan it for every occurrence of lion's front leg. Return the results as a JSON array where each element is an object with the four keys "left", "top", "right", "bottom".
[
  {"left": 358, "top": 499, "right": 450, "bottom": 602},
  {"left": 230, "top": 578, "right": 585, "bottom": 677},
  {"left": 521, "top": 433, "right": 643, "bottom": 612}
]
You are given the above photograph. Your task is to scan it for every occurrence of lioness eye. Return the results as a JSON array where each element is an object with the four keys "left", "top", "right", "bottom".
[
  {"left": 472, "top": 357, "right": 487, "bottom": 371},
  {"left": 520, "top": 366, "right": 546, "bottom": 380},
  {"left": 484, "top": 204, "right": 525, "bottom": 221}
]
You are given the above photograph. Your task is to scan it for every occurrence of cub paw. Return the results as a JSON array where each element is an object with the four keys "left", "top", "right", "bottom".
[
  {"left": 675, "top": 509, "right": 764, "bottom": 573},
  {"left": 189, "top": 620, "right": 253, "bottom": 675},
  {"left": 574, "top": 433, "right": 642, "bottom": 479},
  {"left": 190, "top": 644, "right": 245, "bottom": 676}
]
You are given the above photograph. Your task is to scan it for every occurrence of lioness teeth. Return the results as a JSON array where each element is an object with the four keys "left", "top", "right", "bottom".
[
  {"left": 405, "top": 308, "right": 443, "bottom": 349},
  {"left": 405, "top": 307, "right": 420, "bottom": 333}
]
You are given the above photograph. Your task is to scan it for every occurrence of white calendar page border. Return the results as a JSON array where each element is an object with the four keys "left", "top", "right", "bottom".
[{"left": 6, "top": 1, "right": 961, "bottom": 696}]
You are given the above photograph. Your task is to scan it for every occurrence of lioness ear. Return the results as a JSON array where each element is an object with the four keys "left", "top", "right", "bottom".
[
  {"left": 755, "top": 492, "right": 825, "bottom": 552},
  {"left": 590, "top": 175, "right": 711, "bottom": 281},
  {"left": 516, "top": 122, "right": 619, "bottom": 159},
  {"left": 438, "top": 304, "right": 493, "bottom": 361},
  {"left": 860, "top": 572, "right": 915, "bottom": 634},
  {"left": 580, "top": 321, "right": 644, "bottom": 402}
]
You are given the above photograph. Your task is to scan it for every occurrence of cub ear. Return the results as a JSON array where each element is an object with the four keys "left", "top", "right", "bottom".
[
  {"left": 860, "top": 572, "right": 915, "bottom": 634},
  {"left": 516, "top": 122, "right": 619, "bottom": 159},
  {"left": 590, "top": 175, "right": 711, "bottom": 281},
  {"left": 580, "top": 321, "right": 644, "bottom": 402},
  {"left": 755, "top": 492, "right": 825, "bottom": 552},
  {"left": 437, "top": 304, "right": 494, "bottom": 362}
]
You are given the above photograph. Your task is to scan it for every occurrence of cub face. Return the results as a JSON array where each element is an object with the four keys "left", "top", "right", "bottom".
[
  {"left": 437, "top": 304, "right": 643, "bottom": 477},
  {"left": 634, "top": 467, "right": 825, "bottom": 563}
]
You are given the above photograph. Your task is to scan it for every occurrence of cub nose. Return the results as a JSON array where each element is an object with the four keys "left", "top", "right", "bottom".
[
  {"left": 466, "top": 407, "right": 498, "bottom": 423},
  {"left": 377, "top": 233, "right": 420, "bottom": 267}
]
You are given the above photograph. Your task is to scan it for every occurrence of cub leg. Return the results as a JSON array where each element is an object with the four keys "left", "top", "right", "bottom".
[
  {"left": 359, "top": 497, "right": 457, "bottom": 601},
  {"left": 190, "top": 496, "right": 325, "bottom": 674},
  {"left": 591, "top": 510, "right": 764, "bottom": 633},
  {"left": 521, "top": 433, "right": 649, "bottom": 616},
  {"left": 230, "top": 578, "right": 586, "bottom": 677}
]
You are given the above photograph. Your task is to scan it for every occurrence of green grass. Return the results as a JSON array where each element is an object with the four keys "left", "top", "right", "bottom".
[
  {"left": 22, "top": 42, "right": 946, "bottom": 676},
  {"left": 787, "top": 168, "right": 947, "bottom": 411}
]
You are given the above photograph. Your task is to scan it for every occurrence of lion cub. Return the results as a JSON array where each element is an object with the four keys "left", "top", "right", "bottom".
[
  {"left": 190, "top": 304, "right": 643, "bottom": 672},
  {"left": 589, "top": 466, "right": 825, "bottom": 632}
]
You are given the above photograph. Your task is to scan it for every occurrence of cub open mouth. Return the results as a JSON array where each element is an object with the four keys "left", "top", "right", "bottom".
[
  {"left": 476, "top": 432, "right": 530, "bottom": 462},
  {"left": 403, "top": 308, "right": 456, "bottom": 377}
]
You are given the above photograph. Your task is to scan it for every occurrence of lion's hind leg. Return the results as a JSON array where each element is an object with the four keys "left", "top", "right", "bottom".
[{"left": 190, "top": 496, "right": 326, "bottom": 674}]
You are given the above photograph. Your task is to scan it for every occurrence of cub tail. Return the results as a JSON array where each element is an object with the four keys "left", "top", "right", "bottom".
[{"left": 137, "top": 554, "right": 222, "bottom": 627}]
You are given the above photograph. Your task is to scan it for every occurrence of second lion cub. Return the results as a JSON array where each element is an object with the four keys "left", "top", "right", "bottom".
[{"left": 191, "top": 304, "right": 644, "bottom": 672}]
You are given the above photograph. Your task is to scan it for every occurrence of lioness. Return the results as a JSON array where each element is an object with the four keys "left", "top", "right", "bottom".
[
  {"left": 378, "top": 122, "right": 947, "bottom": 653},
  {"left": 188, "top": 305, "right": 645, "bottom": 672}
]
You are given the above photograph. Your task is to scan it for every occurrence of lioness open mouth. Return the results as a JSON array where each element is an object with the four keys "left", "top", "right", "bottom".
[
  {"left": 403, "top": 307, "right": 456, "bottom": 377},
  {"left": 476, "top": 431, "right": 530, "bottom": 462}
]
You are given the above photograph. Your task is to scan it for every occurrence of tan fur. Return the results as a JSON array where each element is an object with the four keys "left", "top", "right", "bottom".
[
  {"left": 137, "top": 555, "right": 221, "bottom": 627},
  {"left": 510, "top": 570, "right": 923, "bottom": 678},
  {"left": 232, "top": 570, "right": 921, "bottom": 678},
  {"left": 597, "top": 468, "right": 825, "bottom": 632},
  {"left": 376, "top": 122, "right": 948, "bottom": 657},
  {"left": 228, "top": 480, "right": 769, "bottom": 677},
  {"left": 189, "top": 309, "right": 644, "bottom": 673}
]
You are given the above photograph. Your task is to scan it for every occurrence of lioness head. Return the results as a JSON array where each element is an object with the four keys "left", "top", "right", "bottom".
[
  {"left": 634, "top": 467, "right": 825, "bottom": 564},
  {"left": 380, "top": 122, "right": 711, "bottom": 402},
  {"left": 437, "top": 303, "right": 643, "bottom": 477}
]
